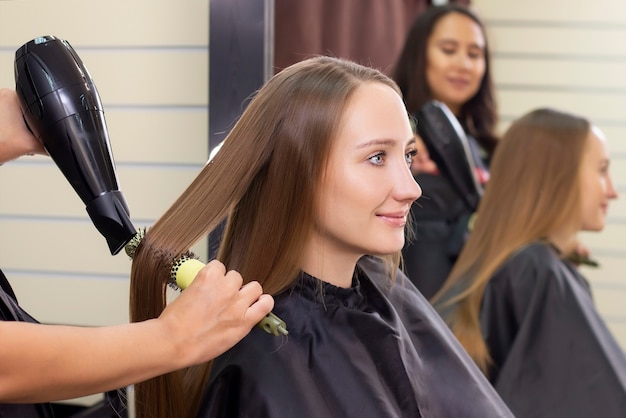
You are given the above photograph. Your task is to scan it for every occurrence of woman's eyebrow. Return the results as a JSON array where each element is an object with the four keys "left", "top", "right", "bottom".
[{"left": 356, "top": 138, "right": 396, "bottom": 149}]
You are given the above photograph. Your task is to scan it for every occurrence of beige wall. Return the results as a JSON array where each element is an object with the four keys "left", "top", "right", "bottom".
[
  {"left": 0, "top": 0, "right": 209, "bottom": 326},
  {"left": 474, "top": 0, "right": 626, "bottom": 347}
]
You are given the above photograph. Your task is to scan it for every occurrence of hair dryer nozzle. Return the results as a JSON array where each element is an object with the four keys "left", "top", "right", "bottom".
[
  {"left": 14, "top": 35, "right": 136, "bottom": 254},
  {"left": 86, "top": 191, "right": 136, "bottom": 255}
]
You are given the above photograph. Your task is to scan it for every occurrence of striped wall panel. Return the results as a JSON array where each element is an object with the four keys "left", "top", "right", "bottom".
[{"left": 0, "top": 0, "right": 210, "bottom": 328}]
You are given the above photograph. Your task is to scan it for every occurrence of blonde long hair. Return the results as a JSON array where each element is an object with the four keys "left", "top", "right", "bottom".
[
  {"left": 432, "top": 108, "right": 590, "bottom": 373},
  {"left": 129, "top": 56, "right": 402, "bottom": 418}
]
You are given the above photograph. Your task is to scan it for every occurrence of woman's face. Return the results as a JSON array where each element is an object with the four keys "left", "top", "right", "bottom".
[
  {"left": 307, "top": 82, "right": 421, "bottom": 280},
  {"left": 425, "top": 12, "right": 486, "bottom": 115},
  {"left": 579, "top": 126, "right": 618, "bottom": 231}
]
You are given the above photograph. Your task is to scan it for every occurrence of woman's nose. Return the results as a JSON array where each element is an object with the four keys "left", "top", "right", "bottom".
[
  {"left": 607, "top": 175, "right": 619, "bottom": 200},
  {"left": 395, "top": 164, "right": 422, "bottom": 203}
]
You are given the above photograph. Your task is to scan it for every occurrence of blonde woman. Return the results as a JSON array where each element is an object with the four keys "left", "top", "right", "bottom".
[{"left": 434, "top": 108, "right": 624, "bottom": 417}]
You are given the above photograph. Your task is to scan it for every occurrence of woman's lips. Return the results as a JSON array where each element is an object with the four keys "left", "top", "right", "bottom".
[
  {"left": 377, "top": 211, "right": 408, "bottom": 227},
  {"left": 447, "top": 77, "right": 471, "bottom": 89}
]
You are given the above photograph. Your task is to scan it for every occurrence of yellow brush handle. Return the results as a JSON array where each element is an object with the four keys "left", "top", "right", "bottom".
[
  {"left": 173, "top": 258, "right": 205, "bottom": 290},
  {"left": 171, "top": 257, "right": 288, "bottom": 336}
]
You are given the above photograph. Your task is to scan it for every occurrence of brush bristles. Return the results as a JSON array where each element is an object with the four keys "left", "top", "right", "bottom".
[{"left": 169, "top": 255, "right": 192, "bottom": 291}]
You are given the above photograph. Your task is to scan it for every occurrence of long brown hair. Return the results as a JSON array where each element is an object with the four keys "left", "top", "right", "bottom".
[
  {"left": 392, "top": 4, "right": 498, "bottom": 155},
  {"left": 432, "top": 108, "right": 590, "bottom": 373},
  {"left": 129, "top": 56, "right": 402, "bottom": 418}
]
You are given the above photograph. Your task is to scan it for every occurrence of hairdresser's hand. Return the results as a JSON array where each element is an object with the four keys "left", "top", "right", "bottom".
[
  {"left": 566, "top": 240, "right": 599, "bottom": 268},
  {"left": 410, "top": 134, "right": 439, "bottom": 176},
  {"left": 159, "top": 260, "right": 274, "bottom": 365},
  {"left": 0, "top": 88, "right": 47, "bottom": 164}
]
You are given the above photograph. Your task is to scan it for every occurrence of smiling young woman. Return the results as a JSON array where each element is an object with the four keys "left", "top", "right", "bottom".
[{"left": 128, "top": 56, "right": 513, "bottom": 418}]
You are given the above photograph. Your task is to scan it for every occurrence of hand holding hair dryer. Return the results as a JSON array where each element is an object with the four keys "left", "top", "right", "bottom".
[
  {"left": 13, "top": 36, "right": 287, "bottom": 335},
  {"left": 14, "top": 35, "right": 135, "bottom": 255}
]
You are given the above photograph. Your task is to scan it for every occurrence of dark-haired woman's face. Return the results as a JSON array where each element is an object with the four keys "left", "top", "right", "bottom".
[{"left": 425, "top": 12, "right": 486, "bottom": 115}]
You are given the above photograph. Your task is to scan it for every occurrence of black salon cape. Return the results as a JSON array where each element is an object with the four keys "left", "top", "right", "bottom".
[
  {"left": 0, "top": 269, "right": 55, "bottom": 418},
  {"left": 481, "top": 242, "right": 626, "bottom": 418},
  {"left": 199, "top": 256, "right": 512, "bottom": 418}
]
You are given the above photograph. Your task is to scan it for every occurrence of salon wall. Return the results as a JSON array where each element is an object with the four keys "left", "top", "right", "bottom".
[
  {"left": 473, "top": 0, "right": 626, "bottom": 347},
  {"left": 0, "top": 0, "right": 209, "bottom": 328}
]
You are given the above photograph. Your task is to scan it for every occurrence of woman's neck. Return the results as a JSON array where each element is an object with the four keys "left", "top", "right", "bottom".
[
  {"left": 547, "top": 228, "right": 577, "bottom": 254},
  {"left": 447, "top": 103, "right": 461, "bottom": 116},
  {"left": 300, "top": 240, "right": 360, "bottom": 288}
]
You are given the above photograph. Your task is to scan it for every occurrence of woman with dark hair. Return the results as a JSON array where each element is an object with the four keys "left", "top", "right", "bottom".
[
  {"left": 433, "top": 108, "right": 625, "bottom": 417},
  {"left": 129, "top": 56, "right": 512, "bottom": 418},
  {"left": 392, "top": 4, "right": 498, "bottom": 299}
]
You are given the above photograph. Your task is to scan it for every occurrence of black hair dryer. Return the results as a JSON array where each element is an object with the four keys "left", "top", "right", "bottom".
[{"left": 14, "top": 35, "right": 136, "bottom": 255}]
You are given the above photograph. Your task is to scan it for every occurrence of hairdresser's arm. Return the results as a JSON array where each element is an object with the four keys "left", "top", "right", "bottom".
[
  {"left": 0, "top": 88, "right": 46, "bottom": 163},
  {"left": 0, "top": 260, "right": 274, "bottom": 403}
]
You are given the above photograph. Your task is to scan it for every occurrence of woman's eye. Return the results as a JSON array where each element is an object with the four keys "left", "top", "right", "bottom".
[
  {"left": 405, "top": 149, "right": 418, "bottom": 164},
  {"left": 369, "top": 153, "right": 385, "bottom": 165}
]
